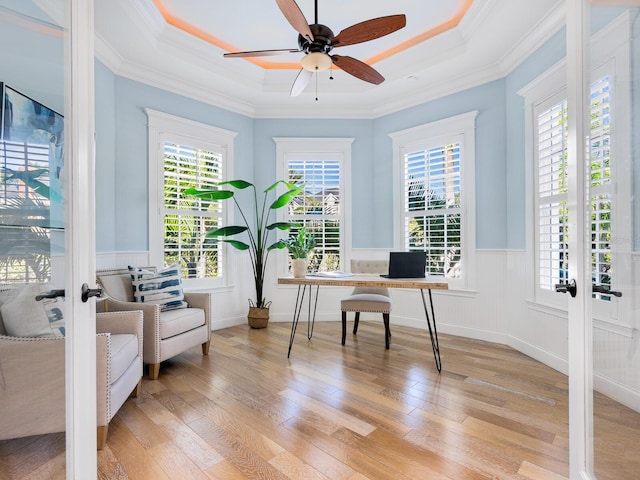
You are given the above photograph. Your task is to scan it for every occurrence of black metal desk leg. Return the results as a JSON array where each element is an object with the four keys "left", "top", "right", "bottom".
[
  {"left": 307, "top": 285, "right": 320, "bottom": 340},
  {"left": 420, "top": 288, "right": 442, "bottom": 372},
  {"left": 287, "top": 285, "right": 320, "bottom": 357},
  {"left": 287, "top": 285, "right": 308, "bottom": 358}
]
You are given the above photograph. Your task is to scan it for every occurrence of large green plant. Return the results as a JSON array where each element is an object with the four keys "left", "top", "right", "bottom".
[{"left": 186, "top": 180, "right": 303, "bottom": 308}]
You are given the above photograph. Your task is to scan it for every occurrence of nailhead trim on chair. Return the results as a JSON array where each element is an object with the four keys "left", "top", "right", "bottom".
[{"left": 98, "top": 332, "right": 112, "bottom": 422}]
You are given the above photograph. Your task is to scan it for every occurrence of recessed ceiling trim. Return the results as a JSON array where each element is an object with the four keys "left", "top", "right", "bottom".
[{"left": 153, "top": 0, "right": 475, "bottom": 70}]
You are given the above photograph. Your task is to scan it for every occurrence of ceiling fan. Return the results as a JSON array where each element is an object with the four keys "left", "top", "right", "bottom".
[{"left": 223, "top": 0, "right": 406, "bottom": 96}]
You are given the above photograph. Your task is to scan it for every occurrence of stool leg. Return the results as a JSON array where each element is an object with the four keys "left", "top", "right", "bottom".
[
  {"left": 353, "top": 312, "right": 360, "bottom": 334},
  {"left": 383, "top": 313, "right": 390, "bottom": 349},
  {"left": 341, "top": 311, "right": 347, "bottom": 345}
]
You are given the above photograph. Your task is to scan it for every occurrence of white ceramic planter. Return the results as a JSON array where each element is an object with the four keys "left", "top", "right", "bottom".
[{"left": 291, "top": 258, "right": 307, "bottom": 278}]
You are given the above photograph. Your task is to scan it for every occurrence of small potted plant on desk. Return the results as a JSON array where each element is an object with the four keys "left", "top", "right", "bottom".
[{"left": 283, "top": 227, "right": 316, "bottom": 278}]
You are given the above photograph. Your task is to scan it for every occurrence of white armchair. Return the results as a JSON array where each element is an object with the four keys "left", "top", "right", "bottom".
[
  {"left": 0, "top": 309, "right": 143, "bottom": 450},
  {"left": 96, "top": 268, "right": 211, "bottom": 380}
]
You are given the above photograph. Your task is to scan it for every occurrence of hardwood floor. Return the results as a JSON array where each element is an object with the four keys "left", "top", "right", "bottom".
[{"left": 1, "top": 321, "right": 639, "bottom": 479}]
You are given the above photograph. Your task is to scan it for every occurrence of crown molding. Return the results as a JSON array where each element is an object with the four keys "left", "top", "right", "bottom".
[{"left": 93, "top": 0, "right": 567, "bottom": 120}]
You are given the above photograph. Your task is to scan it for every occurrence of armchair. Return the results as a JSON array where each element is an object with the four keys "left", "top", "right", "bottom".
[
  {"left": 96, "top": 268, "right": 211, "bottom": 380},
  {"left": 0, "top": 309, "right": 143, "bottom": 450}
]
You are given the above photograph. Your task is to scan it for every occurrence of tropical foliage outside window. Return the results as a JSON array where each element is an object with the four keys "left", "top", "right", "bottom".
[
  {"left": 162, "top": 142, "right": 223, "bottom": 279},
  {"left": 286, "top": 158, "right": 341, "bottom": 272},
  {"left": 403, "top": 143, "right": 462, "bottom": 278}
]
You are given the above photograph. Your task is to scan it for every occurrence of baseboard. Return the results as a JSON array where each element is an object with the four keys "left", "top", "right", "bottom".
[
  {"left": 507, "top": 335, "right": 568, "bottom": 375},
  {"left": 210, "top": 316, "right": 246, "bottom": 330},
  {"left": 594, "top": 373, "right": 640, "bottom": 413}
]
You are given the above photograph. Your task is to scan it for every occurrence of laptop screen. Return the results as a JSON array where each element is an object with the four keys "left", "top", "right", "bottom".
[{"left": 381, "top": 251, "right": 427, "bottom": 278}]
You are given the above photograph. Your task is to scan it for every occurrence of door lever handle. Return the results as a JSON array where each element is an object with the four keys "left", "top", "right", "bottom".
[
  {"left": 81, "top": 283, "right": 103, "bottom": 303},
  {"left": 555, "top": 279, "right": 577, "bottom": 297},
  {"left": 35, "top": 289, "right": 65, "bottom": 301},
  {"left": 592, "top": 284, "right": 622, "bottom": 297}
]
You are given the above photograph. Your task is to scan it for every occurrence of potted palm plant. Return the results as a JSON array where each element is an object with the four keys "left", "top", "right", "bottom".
[
  {"left": 283, "top": 226, "right": 316, "bottom": 278},
  {"left": 186, "top": 179, "right": 303, "bottom": 328}
]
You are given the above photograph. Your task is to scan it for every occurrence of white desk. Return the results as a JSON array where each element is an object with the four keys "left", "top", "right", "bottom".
[{"left": 277, "top": 275, "right": 448, "bottom": 372}]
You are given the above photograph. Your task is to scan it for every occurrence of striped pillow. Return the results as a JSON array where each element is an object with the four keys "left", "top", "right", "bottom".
[{"left": 128, "top": 264, "right": 188, "bottom": 311}]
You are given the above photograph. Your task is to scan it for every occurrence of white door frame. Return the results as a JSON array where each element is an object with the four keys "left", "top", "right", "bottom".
[
  {"left": 65, "top": 0, "right": 97, "bottom": 477},
  {"left": 566, "top": 0, "right": 594, "bottom": 478}
]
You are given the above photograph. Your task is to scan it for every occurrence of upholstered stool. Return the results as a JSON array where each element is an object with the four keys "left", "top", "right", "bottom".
[{"left": 340, "top": 259, "right": 392, "bottom": 349}]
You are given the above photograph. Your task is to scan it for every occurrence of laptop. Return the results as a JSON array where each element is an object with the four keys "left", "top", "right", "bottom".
[{"left": 380, "top": 251, "right": 427, "bottom": 278}]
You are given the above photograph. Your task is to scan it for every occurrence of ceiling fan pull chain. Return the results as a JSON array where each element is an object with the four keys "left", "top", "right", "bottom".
[
  {"left": 315, "top": 73, "right": 318, "bottom": 101},
  {"left": 330, "top": 63, "right": 334, "bottom": 80}
]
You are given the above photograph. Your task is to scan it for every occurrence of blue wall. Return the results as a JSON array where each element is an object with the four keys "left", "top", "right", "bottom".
[
  {"left": 253, "top": 118, "right": 375, "bottom": 247},
  {"left": 97, "top": 13, "right": 637, "bottom": 253},
  {"left": 95, "top": 70, "right": 513, "bottom": 252},
  {"left": 374, "top": 80, "right": 507, "bottom": 249},
  {"left": 3, "top": 5, "right": 635, "bottom": 258},
  {"left": 0, "top": 10, "right": 64, "bottom": 114},
  {"left": 94, "top": 67, "right": 254, "bottom": 251},
  {"left": 504, "top": 29, "right": 567, "bottom": 250}
]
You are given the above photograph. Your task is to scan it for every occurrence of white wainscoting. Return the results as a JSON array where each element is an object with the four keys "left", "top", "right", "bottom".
[{"left": 97, "top": 249, "right": 640, "bottom": 411}]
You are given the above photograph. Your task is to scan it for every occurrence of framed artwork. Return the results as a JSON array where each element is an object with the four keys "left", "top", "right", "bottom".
[{"left": 0, "top": 83, "right": 64, "bottom": 282}]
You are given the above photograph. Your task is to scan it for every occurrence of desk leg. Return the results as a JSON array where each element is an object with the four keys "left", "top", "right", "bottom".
[
  {"left": 287, "top": 285, "right": 320, "bottom": 358},
  {"left": 420, "top": 289, "right": 442, "bottom": 372},
  {"left": 307, "top": 285, "right": 319, "bottom": 340}
]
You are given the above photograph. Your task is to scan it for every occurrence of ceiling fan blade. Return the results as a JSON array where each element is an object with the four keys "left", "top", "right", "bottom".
[
  {"left": 332, "top": 14, "right": 406, "bottom": 48},
  {"left": 224, "top": 48, "right": 300, "bottom": 58},
  {"left": 290, "top": 68, "right": 314, "bottom": 96},
  {"left": 331, "top": 55, "right": 384, "bottom": 85},
  {"left": 275, "top": 0, "right": 314, "bottom": 41}
]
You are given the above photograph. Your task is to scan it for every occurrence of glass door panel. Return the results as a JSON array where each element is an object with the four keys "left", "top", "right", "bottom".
[
  {"left": 0, "top": 2, "right": 68, "bottom": 478},
  {"left": 588, "top": 3, "right": 640, "bottom": 479},
  {"left": 0, "top": 0, "right": 96, "bottom": 478}
]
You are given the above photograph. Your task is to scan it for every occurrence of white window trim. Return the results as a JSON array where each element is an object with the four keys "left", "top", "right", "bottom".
[
  {"left": 519, "top": 11, "right": 632, "bottom": 328},
  {"left": 146, "top": 108, "right": 238, "bottom": 289},
  {"left": 389, "top": 111, "right": 478, "bottom": 292},
  {"left": 274, "top": 137, "right": 353, "bottom": 275}
]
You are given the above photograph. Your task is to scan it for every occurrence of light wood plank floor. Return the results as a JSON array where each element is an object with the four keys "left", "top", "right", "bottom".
[{"left": 1, "top": 321, "right": 639, "bottom": 479}]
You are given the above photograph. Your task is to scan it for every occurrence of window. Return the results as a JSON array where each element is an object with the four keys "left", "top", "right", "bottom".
[
  {"left": 521, "top": 13, "right": 632, "bottom": 324},
  {"left": 534, "top": 77, "right": 616, "bottom": 304},
  {"left": 404, "top": 144, "right": 461, "bottom": 277},
  {"left": 390, "top": 112, "right": 477, "bottom": 290},
  {"left": 275, "top": 138, "right": 352, "bottom": 273},
  {"left": 147, "top": 109, "right": 237, "bottom": 287},
  {"left": 162, "top": 142, "right": 222, "bottom": 279}
]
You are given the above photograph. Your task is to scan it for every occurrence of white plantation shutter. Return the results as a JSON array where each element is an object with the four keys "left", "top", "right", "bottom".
[
  {"left": 589, "top": 76, "right": 612, "bottom": 298},
  {"left": 287, "top": 158, "right": 342, "bottom": 272},
  {"left": 162, "top": 142, "right": 223, "bottom": 279},
  {"left": 535, "top": 75, "right": 612, "bottom": 298},
  {"left": 536, "top": 98, "right": 569, "bottom": 291},
  {"left": 403, "top": 142, "right": 462, "bottom": 278},
  {"left": 0, "top": 141, "right": 53, "bottom": 283}
]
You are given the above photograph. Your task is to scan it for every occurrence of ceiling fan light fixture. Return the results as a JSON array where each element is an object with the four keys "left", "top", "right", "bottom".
[{"left": 301, "top": 52, "right": 332, "bottom": 72}]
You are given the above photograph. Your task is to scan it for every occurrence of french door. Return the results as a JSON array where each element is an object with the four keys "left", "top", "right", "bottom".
[
  {"left": 0, "top": 0, "right": 96, "bottom": 478},
  {"left": 566, "top": 1, "right": 640, "bottom": 478}
]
